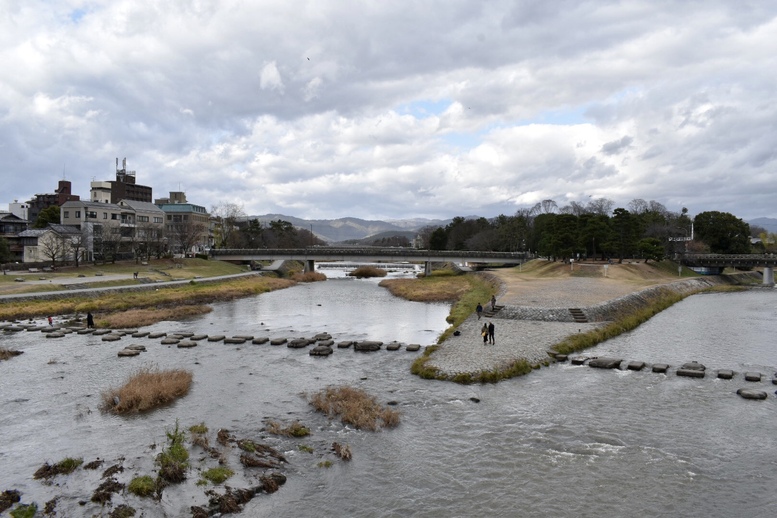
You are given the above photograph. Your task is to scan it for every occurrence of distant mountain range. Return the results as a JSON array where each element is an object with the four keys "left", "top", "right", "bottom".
[
  {"left": 246, "top": 214, "right": 777, "bottom": 243},
  {"left": 247, "top": 214, "right": 451, "bottom": 243}
]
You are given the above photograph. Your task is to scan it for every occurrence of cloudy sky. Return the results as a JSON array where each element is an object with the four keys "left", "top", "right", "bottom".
[{"left": 2, "top": 1, "right": 776, "bottom": 222}]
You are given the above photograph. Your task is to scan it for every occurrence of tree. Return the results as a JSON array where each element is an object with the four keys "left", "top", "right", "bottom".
[
  {"left": 693, "top": 211, "right": 751, "bottom": 254},
  {"left": 429, "top": 227, "right": 447, "bottom": 250},
  {"left": 211, "top": 202, "right": 245, "bottom": 248},
  {"left": 0, "top": 237, "right": 12, "bottom": 264},
  {"left": 38, "top": 231, "right": 69, "bottom": 267},
  {"left": 69, "top": 232, "right": 86, "bottom": 267},
  {"left": 610, "top": 208, "right": 639, "bottom": 263},
  {"left": 170, "top": 219, "right": 206, "bottom": 255},
  {"left": 638, "top": 237, "right": 664, "bottom": 263},
  {"left": 33, "top": 205, "right": 61, "bottom": 228}
]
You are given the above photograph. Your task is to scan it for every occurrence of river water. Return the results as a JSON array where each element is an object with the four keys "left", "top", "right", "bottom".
[{"left": 1, "top": 272, "right": 776, "bottom": 517}]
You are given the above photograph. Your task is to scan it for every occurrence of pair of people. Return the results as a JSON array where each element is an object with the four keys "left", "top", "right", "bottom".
[{"left": 481, "top": 322, "right": 495, "bottom": 345}]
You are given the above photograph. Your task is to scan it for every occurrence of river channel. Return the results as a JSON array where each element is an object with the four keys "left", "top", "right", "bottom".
[{"left": 1, "top": 270, "right": 776, "bottom": 517}]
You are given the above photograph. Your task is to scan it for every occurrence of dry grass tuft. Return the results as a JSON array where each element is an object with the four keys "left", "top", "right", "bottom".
[
  {"left": 0, "top": 347, "right": 24, "bottom": 361},
  {"left": 291, "top": 271, "right": 327, "bottom": 282},
  {"left": 101, "top": 366, "right": 193, "bottom": 414},
  {"left": 348, "top": 266, "right": 387, "bottom": 278},
  {"left": 102, "top": 306, "right": 212, "bottom": 328},
  {"left": 265, "top": 420, "right": 310, "bottom": 437},
  {"left": 308, "top": 386, "right": 400, "bottom": 431}
]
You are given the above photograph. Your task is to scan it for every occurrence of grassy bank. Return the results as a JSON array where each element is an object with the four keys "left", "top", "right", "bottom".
[
  {"left": 411, "top": 345, "right": 535, "bottom": 384},
  {"left": 0, "top": 275, "right": 294, "bottom": 327},
  {"left": 380, "top": 270, "right": 498, "bottom": 343}
]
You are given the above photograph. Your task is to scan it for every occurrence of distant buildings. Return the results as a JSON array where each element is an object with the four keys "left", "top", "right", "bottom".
[
  {"left": 27, "top": 180, "right": 80, "bottom": 224},
  {"left": 91, "top": 158, "right": 152, "bottom": 204}
]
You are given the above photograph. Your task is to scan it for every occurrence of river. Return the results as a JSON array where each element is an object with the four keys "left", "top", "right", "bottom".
[{"left": 0, "top": 271, "right": 775, "bottom": 517}]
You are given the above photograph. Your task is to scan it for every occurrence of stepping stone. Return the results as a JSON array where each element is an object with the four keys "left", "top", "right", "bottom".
[
  {"left": 680, "top": 361, "right": 705, "bottom": 371},
  {"left": 717, "top": 369, "right": 735, "bottom": 380},
  {"left": 233, "top": 335, "right": 254, "bottom": 341},
  {"left": 207, "top": 335, "right": 225, "bottom": 342},
  {"left": 627, "top": 361, "right": 645, "bottom": 371},
  {"left": 736, "top": 388, "right": 767, "bottom": 400},
  {"left": 126, "top": 344, "right": 146, "bottom": 351},
  {"left": 555, "top": 354, "right": 569, "bottom": 362},
  {"left": 744, "top": 372, "right": 762, "bottom": 382},
  {"left": 313, "top": 333, "right": 332, "bottom": 341},
  {"left": 60, "top": 329, "right": 74, "bottom": 334},
  {"left": 131, "top": 331, "right": 150, "bottom": 338},
  {"left": 309, "top": 345, "right": 333, "bottom": 356},
  {"left": 148, "top": 332, "right": 167, "bottom": 339},
  {"left": 270, "top": 338, "right": 287, "bottom": 346},
  {"left": 77, "top": 329, "right": 94, "bottom": 335},
  {"left": 406, "top": 344, "right": 421, "bottom": 352},
  {"left": 337, "top": 341, "right": 353, "bottom": 349},
  {"left": 161, "top": 338, "right": 180, "bottom": 345},
  {"left": 287, "top": 338, "right": 309, "bottom": 348},
  {"left": 174, "top": 332, "right": 194, "bottom": 337},
  {"left": 677, "top": 368, "right": 705, "bottom": 378},
  {"left": 588, "top": 357, "right": 622, "bottom": 369},
  {"left": 102, "top": 334, "right": 122, "bottom": 342},
  {"left": 652, "top": 364, "right": 670, "bottom": 373},
  {"left": 224, "top": 337, "right": 247, "bottom": 344},
  {"left": 46, "top": 332, "right": 65, "bottom": 338},
  {"left": 117, "top": 349, "right": 140, "bottom": 357},
  {"left": 92, "top": 329, "right": 112, "bottom": 336},
  {"left": 318, "top": 339, "right": 335, "bottom": 347},
  {"left": 177, "top": 341, "right": 197, "bottom": 348},
  {"left": 252, "top": 337, "right": 269, "bottom": 344},
  {"left": 386, "top": 342, "right": 401, "bottom": 351},
  {"left": 190, "top": 334, "right": 208, "bottom": 341},
  {"left": 354, "top": 341, "right": 381, "bottom": 352},
  {"left": 570, "top": 356, "right": 587, "bottom": 365}
]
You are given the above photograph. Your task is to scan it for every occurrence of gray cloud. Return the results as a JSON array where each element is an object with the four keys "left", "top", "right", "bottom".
[{"left": 2, "top": 0, "right": 777, "bottom": 222}]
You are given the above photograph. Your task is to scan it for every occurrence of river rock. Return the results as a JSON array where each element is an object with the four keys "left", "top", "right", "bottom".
[
  {"left": 717, "top": 369, "right": 735, "bottom": 380},
  {"left": 224, "top": 337, "right": 247, "bottom": 344},
  {"left": 318, "top": 339, "right": 335, "bottom": 347},
  {"left": 45, "top": 332, "right": 65, "bottom": 338},
  {"left": 309, "top": 345, "right": 333, "bottom": 356},
  {"left": 354, "top": 341, "right": 382, "bottom": 352},
  {"left": 177, "top": 341, "right": 197, "bottom": 348},
  {"left": 77, "top": 329, "right": 94, "bottom": 335},
  {"left": 386, "top": 342, "right": 401, "bottom": 351},
  {"left": 126, "top": 344, "right": 146, "bottom": 351},
  {"left": 570, "top": 356, "right": 587, "bottom": 365},
  {"left": 148, "top": 332, "right": 167, "bottom": 339},
  {"left": 270, "top": 338, "right": 287, "bottom": 346},
  {"left": 406, "top": 344, "right": 421, "bottom": 352},
  {"left": 92, "top": 329, "right": 112, "bottom": 336},
  {"left": 287, "top": 338, "right": 309, "bottom": 348},
  {"left": 627, "top": 361, "right": 645, "bottom": 371},
  {"left": 190, "top": 334, "right": 208, "bottom": 341},
  {"left": 117, "top": 348, "right": 140, "bottom": 357},
  {"left": 161, "top": 338, "right": 180, "bottom": 345},
  {"left": 555, "top": 354, "right": 569, "bottom": 362},
  {"left": 131, "top": 331, "right": 150, "bottom": 338},
  {"left": 681, "top": 361, "right": 706, "bottom": 371},
  {"left": 652, "top": 363, "right": 670, "bottom": 373},
  {"left": 736, "top": 388, "right": 767, "bottom": 400},
  {"left": 207, "top": 335, "right": 225, "bottom": 342},
  {"left": 174, "top": 331, "right": 194, "bottom": 337},
  {"left": 101, "top": 334, "right": 122, "bottom": 342},
  {"left": 744, "top": 372, "right": 762, "bottom": 382},
  {"left": 252, "top": 337, "right": 269, "bottom": 344},
  {"left": 337, "top": 341, "right": 353, "bottom": 349},
  {"left": 677, "top": 368, "right": 705, "bottom": 378},
  {"left": 313, "top": 333, "right": 332, "bottom": 341},
  {"left": 589, "top": 357, "right": 622, "bottom": 369}
]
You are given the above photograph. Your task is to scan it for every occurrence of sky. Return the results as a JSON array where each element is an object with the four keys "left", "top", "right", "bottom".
[{"left": 2, "top": 0, "right": 777, "bottom": 222}]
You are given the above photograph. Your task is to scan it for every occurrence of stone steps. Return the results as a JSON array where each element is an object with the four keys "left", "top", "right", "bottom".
[{"left": 568, "top": 308, "right": 588, "bottom": 323}]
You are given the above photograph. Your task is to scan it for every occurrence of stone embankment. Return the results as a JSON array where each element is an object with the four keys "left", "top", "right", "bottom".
[{"left": 426, "top": 272, "right": 764, "bottom": 378}]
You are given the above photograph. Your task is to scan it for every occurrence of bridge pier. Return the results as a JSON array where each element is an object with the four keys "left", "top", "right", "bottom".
[
  {"left": 304, "top": 259, "right": 315, "bottom": 273},
  {"left": 425, "top": 261, "right": 432, "bottom": 276},
  {"left": 764, "top": 266, "right": 774, "bottom": 286}
]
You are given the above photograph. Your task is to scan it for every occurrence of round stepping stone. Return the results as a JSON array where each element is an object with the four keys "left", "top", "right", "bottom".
[
  {"left": 386, "top": 342, "right": 401, "bottom": 351},
  {"left": 309, "top": 345, "right": 333, "bottom": 356},
  {"left": 318, "top": 339, "right": 335, "bottom": 347},
  {"left": 177, "top": 341, "right": 197, "bottom": 348},
  {"left": 174, "top": 332, "right": 194, "bottom": 337},
  {"left": 287, "top": 338, "right": 309, "bottom": 348},
  {"left": 190, "top": 334, "right": 208, "bottom": 341},
  {"left": 224, "top": 337, "right": 247, "bottom": 344},
  {"left": 46, "top": 332, "right": 65, "bottom": 338},
  {"left": 337, "top": 341, "right": 353, "bottom": 349},
  {"left": 313, "top": 333, "right": 332, "bottom": 341},
  {"left": 148, "top": 332, "right": 167, "bottom": 339},
  {"left": 126, "top": 344, "right": 146, "bottom": 351},
  {"left": 589, "top": 357, "right": 623, "bottom": 369},
  {"left": 161, "top": 338, "right": 180, "bottom": 345},
  {"left": 132, "top": 331, "right": 150, "bottom": 338},
  {"left": 92, "top": 329, "right": 112, "bottom": 336},
  {"left": 207, "top": 335, "right": 225, "bottom": 342},
  {"left": 405, "top": 344, "right": 421, "bottom": 352},
  {"left": 717, "top": 369, "right": 735, "bottom": 380},
  {"left": 77, "top": 329, "right": 94, "bottom": 335},
  {"left": 270, "top": 338, "right": 287, "bottom": 346},
  {"left": 252, "top": 337, "right": 269, "bottom": 344},
  {"left": 102, "top": 334, "right": 122, "bottom": 342},
  {"left": 737, "top": 388, "right": 767, "bottom": 400},
  {"left": 118, "top": 348, "right": 140, "bottom": 357}
]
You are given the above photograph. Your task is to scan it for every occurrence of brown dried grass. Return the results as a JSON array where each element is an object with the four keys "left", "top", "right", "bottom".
[
  {"left": 101, "top": 366, "right": 193, "bottom": 414},
  {"left": 0, "top": 347, "right": 23, "bottom": 361},
  {"left": 379, "top": 274, "right": 472, "bottom": 302},
  {"left": 101, "top": 306, "right": 212, "bottom": 328},
  {"left": 308, "top": 386, "right": 400, "bottom": 431},
  {"left": 348, "top": 266, "right": 387, "bottom": 278},
  {"left": 291, "top": 271, "right": 327, "bottom": 282}
]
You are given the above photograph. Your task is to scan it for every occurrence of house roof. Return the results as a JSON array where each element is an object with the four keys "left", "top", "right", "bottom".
[
  {"left": 119, "top": 200, "right": 165, "bottom": 213},
  {"left": 61, "top": 200, "right": 122, "bottom": 210}
]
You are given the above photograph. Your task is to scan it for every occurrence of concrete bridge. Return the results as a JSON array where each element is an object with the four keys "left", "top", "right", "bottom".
[
  {"left": 683, "top": 254, "right": 776, "bottom": 285},
  {"left": 209, "top": 247, "right": 528, "bottom": 275}
]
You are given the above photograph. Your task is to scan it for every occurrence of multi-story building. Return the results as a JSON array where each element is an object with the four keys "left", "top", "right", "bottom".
[
  {"left": 27, "top": 180, "right": 80, "bottom": 224},
  {"left": 18, "top": 224, "right": 83, "bottom": 264},
  {"left": 155, "top": 192, "right": 211, "bottom": 254},
  {"left": 0, "top": 211, "right": 30, "bottom": 262},
  {"left": 90, "top": 158, "right": 153, "bottom": 204},
  {"left": 8, "top": 200, "right": 30, "bottom": 220}
]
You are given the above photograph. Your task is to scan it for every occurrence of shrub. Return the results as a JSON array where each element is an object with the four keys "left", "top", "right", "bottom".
[
  {"left": 10, "top": 503, "right": 37, "bottom": 518},
  {"left": 308, "top": 386, "right": 400, "bottom": 431},
  {"left": 291, "top": 271, "right": 327, "bottom": 282},
  {"left": 0, "top": 348, "right": 23, "bottom": 361},
  {"left": 156, "top": 421, "right": 189, "bottom": 483},
  {"left": 101, "top": 366, "right": 193, "bottom": 414},
  {"left": 189, "top": 423, "right": 208, "bottom": 435},
  {"left": 348, "top": 266, "right": 387, "bottom": 278}
]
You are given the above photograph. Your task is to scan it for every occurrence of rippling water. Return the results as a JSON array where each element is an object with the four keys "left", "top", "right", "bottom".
[{"left": 1, "top": 278, "right": 775, "bottom": 517}]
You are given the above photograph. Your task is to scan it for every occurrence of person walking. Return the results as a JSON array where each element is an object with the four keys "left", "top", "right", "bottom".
[
  {"left": 488, "top": 321, "right": 495, "bottom": 344},
  {"left": 490, "top": 295, "right": 497, "bottom": 311},
  {"left": 86, "top": 311, "right": 94, "bottom": 329},
  {"left": 476, "top": 302, "right": 483, "bottom": 319},
  {"left": 481, "top": 323, "right": 488, "bottom": 345}
]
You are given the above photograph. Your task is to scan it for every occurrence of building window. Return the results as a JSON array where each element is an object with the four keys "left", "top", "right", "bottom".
[
  {"left": 75, "top": 211, "right": 81, "bottom": 218},
  {"left": 103, "top": 213, "right": 108, "bottom": 219},
  {"left": 63, "top": 211, "right": 69, "bottom": 218},
  {"left": 111, "top": 214, "right": 118, "bottom": 220}
]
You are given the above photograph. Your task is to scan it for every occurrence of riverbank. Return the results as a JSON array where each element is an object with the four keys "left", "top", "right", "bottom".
[{"left": 420, "top": 260, "right": 765, "bottom": 381}]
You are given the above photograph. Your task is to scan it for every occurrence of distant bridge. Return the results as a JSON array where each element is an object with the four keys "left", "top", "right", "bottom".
[
  {"left": 683, "top": 254, "right": 776, "bottom": 285},
  {"left": 209, "top": 247, "right": 528, "bottom": 275}
]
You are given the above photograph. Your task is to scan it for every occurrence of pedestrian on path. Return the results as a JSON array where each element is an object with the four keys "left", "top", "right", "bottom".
[
  {"left": 490, "top": 295, "right": 497, "bottom": 311},
  {"left": 86, "top": 311, "right": 94, "bottom": 329},
  {"left": 488, "top": 321, "right": 495, "bottom": 344},
  {"left": 476, "top": 302, "right": 483, "bottom": 319},
  {"left": 481, "top": 323, "right": 488, "bottom": 344}
]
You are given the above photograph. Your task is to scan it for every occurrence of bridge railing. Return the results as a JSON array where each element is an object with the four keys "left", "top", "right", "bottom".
[
  {"left": 682, "top": 253, "right": 777, "bottom": 267},
  {"left": 209, "top": 247, "right": 528, "bottom": 260}
]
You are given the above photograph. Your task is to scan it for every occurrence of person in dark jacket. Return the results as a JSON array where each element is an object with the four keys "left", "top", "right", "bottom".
[
  {"left": 488, "top": 321, "right": 495, "bottom": 344},
  {"left": 86, "top": 312, "right": 95, "bottom": 329}
]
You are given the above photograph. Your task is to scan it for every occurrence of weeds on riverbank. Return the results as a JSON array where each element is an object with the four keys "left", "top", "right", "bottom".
[
  {"left": 291, "top": 271, "right": 327, "bottom": 282},
  {"left": 348, "top": 266, "right": 387, "bottom": 278},
  {"left": 157, "top": 421, "right": 189, "bottom": 483},
  {"left": 127, "top": 476, "right": 157, "bottom": 497},
  {"left": 266, "top": 420, "right": 311, "bottom": 437},
  {"left": 33, "top": 457, "right": 83, "bottom": 479},
  {"left": 551, "top": 289, "right": 694, "bottom": 355},
  {"left": 0, "top": 275, "right": 293, "bottom": 325},
  {"left": 308, "top": 386, "right": 400, "bottom": 431},
  {"left": 101, "top": 366, "right": 193, "bottom": 414},
  {"left": 0, "top": 347, "right": 23, "bottom": 361}
]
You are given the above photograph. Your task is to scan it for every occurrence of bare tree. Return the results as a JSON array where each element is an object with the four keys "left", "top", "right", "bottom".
[
  {"left": 211, "top": 202, "right": 245, "bottom": 248},
  {"left": 628, "top": 198, "right": 649, "bottom": 215},
  {"left": 38, "top": 232, "right": 68, "bottom": 267},
  {"left": 170, "top": 219, "right": 206, "bottom": 255},
  {"left": 587, "top": 198, "right": 615, "bottom": 216},
  {"left": 69, "top": 232, "right": 86, "bottom": 268}
]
